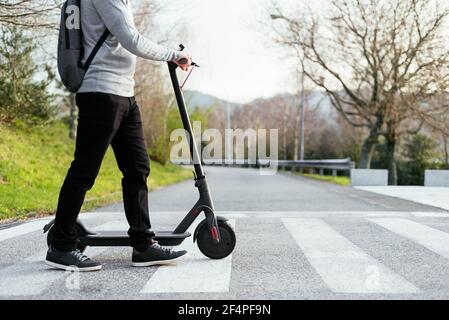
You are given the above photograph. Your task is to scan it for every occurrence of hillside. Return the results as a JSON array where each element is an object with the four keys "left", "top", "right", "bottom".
[
  {"left": 245, "top": 92, "right": 334, "bottom": 115},
  {"left": 183, "top": 90, "right": 334, "bottom": 115},
  {"left": 0, "top": 122, "right": 191, "bottom": 221},
  {"left": 183, "top": 90, "right": 242, "bottom": 110}
]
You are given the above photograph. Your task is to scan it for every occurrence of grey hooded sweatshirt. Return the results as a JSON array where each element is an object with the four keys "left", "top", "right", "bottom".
[{"left": 78, "top": 0, "right": 181, "bottom": 97}]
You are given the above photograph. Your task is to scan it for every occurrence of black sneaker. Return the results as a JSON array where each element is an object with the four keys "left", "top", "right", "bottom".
[
  {"left": 132, "top": 243, "right": 188, "bottom": 267},
  {"left": 45, "top": 245, "right": 102, "bottom": 272}
]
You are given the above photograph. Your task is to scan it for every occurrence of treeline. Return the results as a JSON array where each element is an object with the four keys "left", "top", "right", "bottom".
[{"left": 229, "top": 92, "right": 448, "bottom": 185}]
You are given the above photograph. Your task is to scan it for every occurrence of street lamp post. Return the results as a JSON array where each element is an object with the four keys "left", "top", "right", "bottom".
[
  {"left": 270, "top": 13, "right": 306, "bottom": 161},
  {"left": 299, "top": 71, "right": 306, "bottom": 161},
  {"left": 226, "top": 101, "right": 233, "bottom": 163}
]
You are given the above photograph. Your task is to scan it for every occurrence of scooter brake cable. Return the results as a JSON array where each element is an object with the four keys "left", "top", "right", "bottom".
[{"left": 180, "top": 66, "right": 196, "bottom": 91}]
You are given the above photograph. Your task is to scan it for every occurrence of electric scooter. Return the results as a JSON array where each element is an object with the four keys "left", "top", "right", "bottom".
[{"left": 43, "top": 45, "right": 236, "bottom": 259}]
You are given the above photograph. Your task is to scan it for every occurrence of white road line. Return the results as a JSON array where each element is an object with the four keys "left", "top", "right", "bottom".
[
  {"left": 282, "top": 218, "right": 420, "bottom": 294},
  {"left": 216, "top": 213, "right": 248, "bottom": 219},
  {"left": 80, "top": 211, "right": 448, "bottom": 219},
  {"left": 0, "top": 247, "right": 106, "bottom": 297},
  {"left": 82, "top": 211, "right": 250, "bottom": 220},
  {"left": 371, "top": 218, "right": 449, "bottom": 260},
  {"left": 0, "top": 257, "right": 60, "bottom": 296},
  {"left": 0, "top": 219, "right": 52, "bottom": 243},
  {"left": 93, "top": 220, "right": 129, "bottom": 231},
  {"left": 0, "top": 222, "right": 110, "bottom": 297},
  {"left": 141, "top": 220, "right": 236, "bottom": 294},
  {"left": 260, "top": 211, "right": 449, "bottom": 218},
  {"left": 412, "top": 212, "right": 449, "bottom": 218}
]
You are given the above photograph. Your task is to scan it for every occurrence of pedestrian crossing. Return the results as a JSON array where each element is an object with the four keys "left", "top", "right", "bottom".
[
  {"left": 371, "top": 218, "right": 449, "bottom": 260},
  {"left": 282, "top": 218, "right": 419, "bottom": 294},
  {"left": 141, "top": 220, "right": 235, "bottom": 294},
  {"left": 1, "top": 212, "right": 449, "bottom": 298}
]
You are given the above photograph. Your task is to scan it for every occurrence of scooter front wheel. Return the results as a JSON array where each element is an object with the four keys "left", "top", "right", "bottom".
[{"left": 197, "top": 220, "right": 236, "bottom": 259}]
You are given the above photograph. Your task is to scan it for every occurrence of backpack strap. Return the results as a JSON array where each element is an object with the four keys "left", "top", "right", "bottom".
[{"left": 79, "top": 29, "right": 110, "bottom": 71}]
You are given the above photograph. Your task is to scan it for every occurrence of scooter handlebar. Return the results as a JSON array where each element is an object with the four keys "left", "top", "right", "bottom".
[
  {"left": 177, "top": 58, "right": 199, "bottom": 67},
  {"left": 176, "top": 44, "right": 199, "bottom": 67}
]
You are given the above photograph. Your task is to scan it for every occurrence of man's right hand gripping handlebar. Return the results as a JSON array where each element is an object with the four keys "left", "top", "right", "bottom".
[{"left": 173, "top": 44, "right": 198, "bottom": 71}]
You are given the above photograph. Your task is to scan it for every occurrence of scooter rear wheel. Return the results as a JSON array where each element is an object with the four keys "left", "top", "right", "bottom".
[{"left": 197, "top": 220, "right": 236, "bottom": 259}]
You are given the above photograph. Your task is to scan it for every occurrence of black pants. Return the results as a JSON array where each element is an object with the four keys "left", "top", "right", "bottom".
[{"left": 48, "top": 92, "right": 154, "bottom": 252}]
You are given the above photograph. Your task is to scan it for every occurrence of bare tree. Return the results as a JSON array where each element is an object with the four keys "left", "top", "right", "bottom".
[
  {"left": 269, "top": 0, "right": 449, "bottom": 184},
  {"left": 0, "top": 0, "right": 60, "bottom": 29},
  {"left": 232, "top": 93, "right": 333, "bottom": 162}
]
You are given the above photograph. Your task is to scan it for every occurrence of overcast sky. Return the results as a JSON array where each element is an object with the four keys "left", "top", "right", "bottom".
[
  {"left": 151, "top": 0, "right": 449, "bottom": 104},
  {"left": 153, "top": 0, "right": 300, "bottom": 104}
]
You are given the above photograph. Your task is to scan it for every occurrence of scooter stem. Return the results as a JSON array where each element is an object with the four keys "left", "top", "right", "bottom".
[
  {"left": 168, "top": 62, "right": 204, "bottom": 179},
  {"left": 168, "top": 61, "right": 220, "bottom": 242}
]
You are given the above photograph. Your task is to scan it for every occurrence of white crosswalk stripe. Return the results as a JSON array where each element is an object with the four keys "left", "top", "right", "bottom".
[
  {"left": 0, "top": 247, "right": 106, "bottom": 296},
  {"left": 141, "top": 220, "right": 235, "bottom": 294},
  {"left": 0, "top": 223, "right": 111, "bottom": 297},
  {"left": 371, "top": 218, "right": 449, "bottom": 260},
  {"left": 0, "top": 219, "right": 52, "bottom": 242},
  {"left": 93, "top": 220, "right": 128, "bottom": 231},
  {"left": 80, "top": 211, "right": 449, "bottom": 219},
  {"left": 282, "top": 218, "right": 420, "bottom": 294}
]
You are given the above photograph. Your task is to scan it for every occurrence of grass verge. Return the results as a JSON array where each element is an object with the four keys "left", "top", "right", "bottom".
[
  {"left": 0, "top": 121, "right": 191, "bottom": 222},
  {"left": 301, "top": 173, "right": 351, "bottom": 186}
]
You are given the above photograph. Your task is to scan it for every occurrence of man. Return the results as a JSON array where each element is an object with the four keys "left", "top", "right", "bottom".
[{"left": 45, "top": 0, "right": 191, "bottom": 272}]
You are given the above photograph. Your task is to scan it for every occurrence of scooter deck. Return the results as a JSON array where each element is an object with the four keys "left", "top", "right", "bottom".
[{"left": 78, "top": 231, "right": 191, "bottom": 247}]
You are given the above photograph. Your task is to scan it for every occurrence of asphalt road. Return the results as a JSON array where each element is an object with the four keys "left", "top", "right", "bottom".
[{"left": 1, "top": 166, "right": 449, "bottom": 300}]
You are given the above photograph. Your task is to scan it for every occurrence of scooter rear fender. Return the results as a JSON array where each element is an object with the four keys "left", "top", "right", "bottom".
[{"left": 193, "top": 216, "right": 229, "bottom": 243}]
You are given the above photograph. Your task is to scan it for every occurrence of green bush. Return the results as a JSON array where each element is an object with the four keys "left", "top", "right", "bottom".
[
  {"left": 370, "top": 134, "right": 440, "bottom": 185},
  {"left": 398, "top": 134, "right": 439, "bottom": 186},
  {"left": 0, "top": 25, "right": 55, "bottom": 125}
]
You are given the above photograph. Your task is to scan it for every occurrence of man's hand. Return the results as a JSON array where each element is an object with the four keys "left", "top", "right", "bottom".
[{"left": 174, "top": 52, "right": 192, "bottom": 71}]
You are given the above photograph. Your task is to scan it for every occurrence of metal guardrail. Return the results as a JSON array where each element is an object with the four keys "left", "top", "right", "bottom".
[
  {"left": 173, "top": 158, "right": 355, "bottom": 175},
  {"left": 270, "top": 158, "right": 355, "bottom": 171}
]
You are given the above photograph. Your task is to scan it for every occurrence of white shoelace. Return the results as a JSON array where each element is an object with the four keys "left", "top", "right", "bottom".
[
  {"left": 71, "top": 250, "right": 90, "bottom": 262},
  {"left": 150, "top": 243, "right": 172, "bottom": 254}
]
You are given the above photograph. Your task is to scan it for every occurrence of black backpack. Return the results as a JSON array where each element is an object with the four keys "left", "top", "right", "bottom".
[{"left": 57, "top": 0, "right": 110, "bottom": 93}]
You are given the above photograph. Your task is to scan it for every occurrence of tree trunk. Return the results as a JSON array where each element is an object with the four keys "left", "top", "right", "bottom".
[
  {"left": 69, "top": 94, "right": 77, "bottom": 140},
  {"left": 359, "top": 115, "right": 383, "bottom": 169},
  {"left": 443, "top": 133, "right": 449, "bottom": 168},
  {"left": 293, "top": 96, "right": 301, "bottom": 161},
  {"left": 359, "top": 135, "right": 377, "bottom": 169},
  {"left": 386, "top": 135, "right": 398, "bottom": 185},
  {"left": 293, "top": 113, "right": 300, "bottom": 161},
  {"left": 283, "top": 104, "right": 290, "bottom": 160}
]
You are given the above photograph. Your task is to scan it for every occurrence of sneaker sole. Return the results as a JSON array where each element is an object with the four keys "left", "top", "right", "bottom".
[
  {"left": 131, "top": 252, "right": 189, "bottom": 267},
  {"left": 45, "top": 260, "right": 103, "bottom": 272}
]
